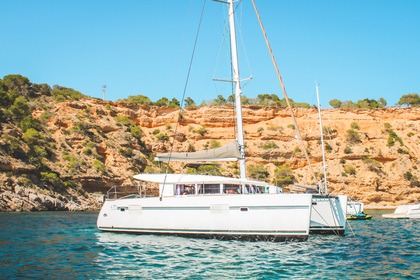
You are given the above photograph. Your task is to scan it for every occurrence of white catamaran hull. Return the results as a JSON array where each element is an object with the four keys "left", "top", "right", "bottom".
[
  {"left": 310, "top": 195, "right": 347, "bottom": 235},
  {"left": 382, "top": 204, "right": 420, "bottom": 219},
  {"left": 347, "top": 200, "right": 364, "bottom": 215},
  {"left": 98, "top": 194, "right": 313, "bottom": 241}
]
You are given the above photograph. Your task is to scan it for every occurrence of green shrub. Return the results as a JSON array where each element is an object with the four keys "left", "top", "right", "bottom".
[
  {"left": 344, "top": 166, "right": 356, "bottom": 175},
  {"left": 156, "top": 133, "right": 169, "bottom": 142},
  {"left": 114, "top": 115, "right": 134, "bottom": 127},
  {"left": 93, "top": 160, "right": 106, "bottom": 173},
  {"left": 195, "top": 127, "right": 207, "bottom": 136},
  {"left": 268, "top": 124, "right": 283, "bottom": 132},
  {"left": 63, "top": 154, "right": 80, "bottom": 172},
  {"left": 32, "top": 145, "right": 47, "bottom": 158},
  {"left": 51, "top": 85, "right": 85, "bottom": 101},
  {"left": 403, "top": 171, "right": 413, "bottom": 181},
  {"left": 287, "top": 124, "right": 295, "bottom": 130},
  {"left": 197, "top": 165, "right": 221, "bottom": 175},
  {"left": 71, "top": 121, "right": 91, "bottom": 135},
  {"left": 3, "top": 135, "right": 26, "bottom": 160},
  {"left": 119, "top": 148, "right": 133, "bottom": 157},
  {"left": 346, "top": 129, "right": 361, "bottom": 143},
  {"left": 8, "top": 96, "right": 29, "bottom": 121},
  {"left": 83, "top": 146, "right": 94, "bottom": 156},
  {"left": 184, "top": 97, "right": 196, "bottom": 108},
  {"left": 363, "top": 158, "right": 381, "bottom": 173},
  {"left": 187, "top": 143, "right": 195, "bottom": 152},
  {"left": 39, "top": 111, "right": 51, "bottom": 123},
  {"left": 344, "top": 146, "right": 353, "bottom": 154},
  {"left": 209, "top": 140, "right": 221, "bottom": 149},
  {"left": 323, "top": 126, "right": 337, "bottom": 134},
  {"left": 41, "top": 172, "right": 62, "bottom": 188},
  {"left": 186, "top": 167, "right": 196, "bottom": 174},
  {"left": 119, "top": 95, "right": 152, "bottom": 105},
  {"left": 384, "top": 122, "right": 392, "bottom": 131},
  {"left": 325, "top": 142, "right": 333, "bottom": 153},
  {"left": 19, "top": 116, "right": 42, "bottom": 132},
  {"left": 387, "top": 131, "right": 403, "bottom": 147},
  {"left": 273, "top": 164, "right": 295, "bottom": 185},
  {"left": 403, "top": 171, "right": 420, "bottom": 187},
  {"left": 130, "top": 126, "right": 142, "bottom": 138},
  {"left": 260, "top": 141, "right": 278, "bottom": 150},
  {"left": 397, "top": 148, "right": 409, "bottom": 154},
  {"left": 398, "top": 93, "right": 420, "bottom": 107},
  {"left": 185, "top": 164, "right": 221, "bottom": 175},
  {"left": 22, "top": 128, "right": 41, "bottom": 145},
  {"left": 247, "top": 164, "right": 269, "bottom": 180},
  {"left": 17, "top": 175, "right": 33, "bottom": 188},
  {"left": 350, "top": 122, "right": 360, "bottom": 130}
]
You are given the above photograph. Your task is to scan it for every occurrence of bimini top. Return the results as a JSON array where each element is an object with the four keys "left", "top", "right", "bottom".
[{"left": 133, "top": 173, "right": 275, "bottom": 187}]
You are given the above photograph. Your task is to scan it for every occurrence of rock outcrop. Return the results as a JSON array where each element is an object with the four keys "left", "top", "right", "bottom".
[{"left": 1, "top": 97, "right": 419, "bottom": 211}]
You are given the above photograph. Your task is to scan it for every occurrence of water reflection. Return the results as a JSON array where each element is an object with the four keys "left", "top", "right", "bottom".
[
  {"left": 1, "top": 211, "right": 418, "bottom": 279},
  {"left": 94, "top": 212, "right": 419, "bottom": 279}
]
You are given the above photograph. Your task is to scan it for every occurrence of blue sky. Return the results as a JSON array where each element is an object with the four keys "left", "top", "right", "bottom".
[{"left": 1, "top": 0, "right": 419, "bottom": 107}]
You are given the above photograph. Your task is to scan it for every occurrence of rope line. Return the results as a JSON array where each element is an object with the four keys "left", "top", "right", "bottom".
[
  {"left": 251, "top": 0, "right": 317, "bottom": 183},
  {"left": 160, "top": 0, "right": 207, "bottom": 201}
]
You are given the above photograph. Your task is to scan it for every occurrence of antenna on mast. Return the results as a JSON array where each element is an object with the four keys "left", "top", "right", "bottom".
[
  {"left": 316, "top": 82, "right": 328, "bottom": 195},
  {"left": 102, "top": 85, "right": 107, "bottom": 100}
]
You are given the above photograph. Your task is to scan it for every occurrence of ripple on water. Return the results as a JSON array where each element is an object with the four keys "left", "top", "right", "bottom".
[{"left": 0, "top": 211, "right": 419, "bottom": 279}]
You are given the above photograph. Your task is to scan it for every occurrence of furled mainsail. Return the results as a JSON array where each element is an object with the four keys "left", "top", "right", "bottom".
[{"left": 154, "top": 141, "right": 242, "bottom": 162}]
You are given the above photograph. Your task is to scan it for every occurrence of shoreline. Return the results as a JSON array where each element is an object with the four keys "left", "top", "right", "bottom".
[{"left": 364, "top": 205, "right": 397, "bottom": 210}]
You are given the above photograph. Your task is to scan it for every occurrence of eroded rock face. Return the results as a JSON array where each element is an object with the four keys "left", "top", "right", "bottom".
[
  {"left": 0, "top": 185, "right": 101, "bottom": 212},
  {"left": 1, "top": 98, "right": 419, "bottom": 211}
]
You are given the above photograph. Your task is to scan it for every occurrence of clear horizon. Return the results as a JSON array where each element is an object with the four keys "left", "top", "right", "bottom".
[{"left": 1, "top": 0, "right": 419, "bottom": 108}]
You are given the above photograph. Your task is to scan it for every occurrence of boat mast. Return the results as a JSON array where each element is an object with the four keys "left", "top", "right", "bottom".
[
  {"left": 227, "top": 0, "right": 246, "bottom": 179},
  {"left": 316, "top": 82, "right": 328, "bottom": 195}
]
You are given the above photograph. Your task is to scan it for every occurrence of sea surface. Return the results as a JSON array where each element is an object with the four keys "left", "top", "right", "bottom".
[{"left": 0, "top": 210, "right": 418, "bottom": 279}]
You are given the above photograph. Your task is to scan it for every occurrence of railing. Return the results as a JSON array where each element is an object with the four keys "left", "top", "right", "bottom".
[
  {"left": 105, "top": 186, "right": 145, "bottom": 200},
  {"left": 106, "top": 186, "right": 120, "bottom": 200}
]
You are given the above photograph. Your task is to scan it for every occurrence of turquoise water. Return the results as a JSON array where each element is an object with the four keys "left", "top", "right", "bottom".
[{"left": 0, "top": 211, "right": 418, "bottom": 279}]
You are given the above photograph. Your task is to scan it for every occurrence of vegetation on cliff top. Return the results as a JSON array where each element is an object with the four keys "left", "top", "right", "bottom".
[{"left": 120, "top": 91, "right": 420, "bottom": 109}]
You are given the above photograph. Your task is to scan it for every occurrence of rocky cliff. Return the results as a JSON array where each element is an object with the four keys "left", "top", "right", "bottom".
[{"left": 1, "top": 96, "right": 419, "bottom": 211}]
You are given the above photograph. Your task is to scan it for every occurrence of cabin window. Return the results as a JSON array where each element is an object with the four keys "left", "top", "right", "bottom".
[
  {"left": 223, "top": 184, "right": 240, "bottom": 194},
  {"left": 183, "top": 184, "right": 195, "bottom": 195},
  {"left": 175, "top": 184, "right": 195, "bottom": 195},
  {"left": 252, "top": 185, "right": 269, "bottom": 194},
  {"left": 199, "top": 184, "right": 220, "bottom": 194},
  {"left": 242, "top": 185, "right": 268, "bottom": 194},
  {"left": 243, "top": 185, "right": 257, "bottom": 194},
  {"left": 175, "top": 185, "right": 183, "bottom": 196}
]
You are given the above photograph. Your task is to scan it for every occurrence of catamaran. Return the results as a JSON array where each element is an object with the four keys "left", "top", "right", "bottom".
[
  {"left": 97, "top": 0, "right": 313, "bottom": 241},
  {"left": 308, "top": 84, "right": 347, "bottom": 234}
]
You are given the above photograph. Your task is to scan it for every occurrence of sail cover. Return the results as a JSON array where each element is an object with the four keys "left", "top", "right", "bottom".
[{"left": 154, "top": 141, "right": 242, "bottom": 162}]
